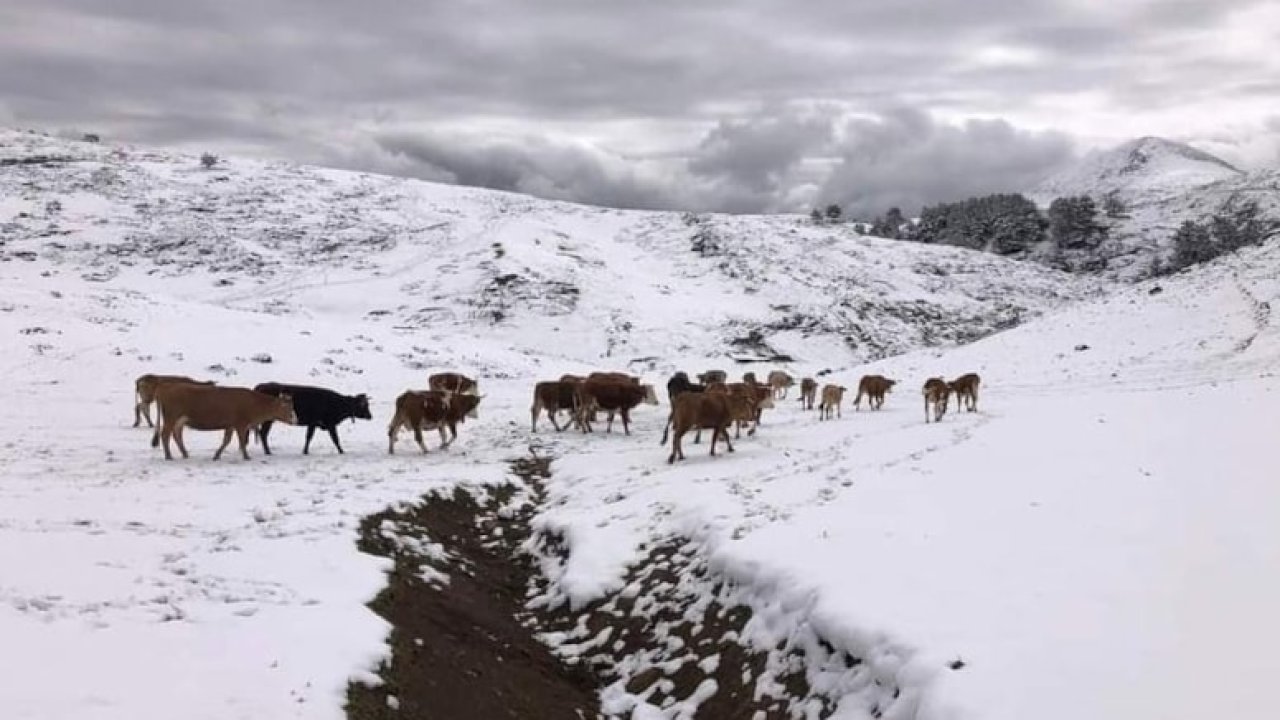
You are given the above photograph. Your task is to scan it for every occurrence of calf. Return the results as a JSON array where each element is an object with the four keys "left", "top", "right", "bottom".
[
  {"left": 150, "top": 385, "right": 296, "bottom": 461},
  {"left": 133, "top": 374, "right": 214, "bottom": 428},
  {"left": 661, "top": 393, "right": 748, "bottom": 464},
  {"left": 576, "top": 379, "right": 658, "bottom": 435},
  {"left": 428, "top": 372, "right": 480, "bottom": 419},
  {"left": 530, "top": 380, "right": 581, "bottom": 432},
  {"left": 950, "top": 373, "right": 981, "bottom": 412},
  {"left": 798, "top": 377, "right": 817, "bottom": 410},
  {"left": 252, "top": 382, "right": 371, "bottom": 455},
  {"left": 853, "top": 375, "right": 896, "bottom": 411},
  {"left": 386, "top": 389, "right": 458, "bottom": 450},
  {"left": 696, "top": 369, "right": 727, "bottom": 385},
  {"left": 819, "top": 384, "right": 846, "bottom": 420},
  {"left": 767, "top": 370, "right": 795, "bottom": 399},
  {"left": 923, "top": 378, "right": 950, "bottom": 423}
]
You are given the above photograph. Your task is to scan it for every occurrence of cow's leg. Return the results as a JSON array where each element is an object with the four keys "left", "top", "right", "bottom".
[
  {"left": 303, "top": 425, "right": 317, "bottom": 455},
  {"left": 668, "top": 429, "right": 683, "bottom": 464},
  {"left": 693, "top": 428, "right": 702, "bottom": 444},
  {"left": 159, "top": 419, "right": 174, "bottom": 460},
  {"left": 213, "top": 428, "right": 235, "bottom": 461},
  {"left": 326, "top": 426, "right": 344, "bottom": 454},
  {"left": 171, "top": 417, "right": 190, "bottom": 459},
  {"left": 709, "top": 425, "right": 719, "bottom": 456},
  {"left": 620, "top": 408, "right": 631, "bottom": 436},
  {"left": 259, "top": 420, "right": 274, "bottom": 455},
  {"left": 549, "top": 408, "right": 565, "bottom": 432},
  {"left": 530, "top": 398, "right": 543, "bottom": 433},
  {"left": 236, "top": 427, "right": 252, "bottom": 460},
  {"left": 413, "top": 424, "right": 429, "bottom": 454},
  {"left": 438, "top": 424, "right": 450, "bottom": 449},
  {"left": 722, "top": 424, "right": 736, "bottom": 453},
  {"left": 837, "top": 401, "right": 842, "bottom": 419},
  {"left": 605, "top": 409, "right": 615, "bottom": 434},
  {"left": 387, "top": 420, "right": 399, "bottom": 454}
]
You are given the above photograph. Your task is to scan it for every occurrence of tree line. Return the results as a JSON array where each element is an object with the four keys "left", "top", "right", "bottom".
[{"left": 811, "top": 190, "right": 1275, "bottom": 274}]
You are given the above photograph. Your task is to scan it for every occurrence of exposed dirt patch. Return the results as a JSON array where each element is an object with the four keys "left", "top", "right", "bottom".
[
  {"left": 347, "top": 457, "right": 885, "bottom": 719},
  {"left": 345, "top": 459, "right": 602, "bottom": 720}
]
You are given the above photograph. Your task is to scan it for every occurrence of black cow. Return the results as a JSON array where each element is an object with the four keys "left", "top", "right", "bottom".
[
  {"left": 253, "top": 382, "right": 372, "bottom": 455},
  {"left": 666, "top": 371, "right": 706, "bottom": 406}
]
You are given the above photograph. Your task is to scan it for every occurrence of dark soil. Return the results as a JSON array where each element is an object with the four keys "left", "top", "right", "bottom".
[
  {"left": 345, "top": 458, "right": 602, "bottom": 720},
  {"left": 347, "top": 457, "right": 870, "bottom": 719}
]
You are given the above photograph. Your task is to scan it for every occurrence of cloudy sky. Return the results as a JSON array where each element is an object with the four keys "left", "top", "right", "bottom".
[{"left": 2, "top": 0, "right": 1278, "bottom": 217}]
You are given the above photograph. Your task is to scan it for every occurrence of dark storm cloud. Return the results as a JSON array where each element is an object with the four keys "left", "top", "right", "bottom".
[
  {"left": 1, "top": 0, "right": 1276, "bottom": 213},
  {"left": 817, "top": 107, "right": 1075, "bottom": 218}
]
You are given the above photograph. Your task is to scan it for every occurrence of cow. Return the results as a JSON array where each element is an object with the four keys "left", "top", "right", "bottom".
[
  {"left": 251, "top": 382, "right": 371, "bottom": 455},
  {"left": 386, "top": 390, "right": 478, "bottom": 453},
  {"left": 428, "top": 372, "right": 480, "bottom": 419},
  {"left": 666, "top": 372, "right": 706, "bottom": 406},
  {"left": 726, "top": 382, "right": 774, "bottom": 437},
  {"left": 923, "top": 378, "right": 950, "bottom": 423},
  {"left": 853, "top": 375, "right": 897, "bottom": 411},
  {"left": 530, "top": 380, "right": 581, "bottom": 432},
  {"left": 798, "top": 377, "right": 817, "bottom": 410},
  {"left": 575, "top": 378, "right": 659, "bottom": 435},
  {"left": 696, "top": 369, "right": 727, "bottom": 385},
  {"left": 743, "top": 371, "right": 759, "bottom": 385},
  {"left": 660, "top": 392, "right": 748, "bottom": 464},
  {"left": 149, "top": 384, "right": 296, "bottom": 461},
  {"left": 950, "top": 373, "right": 981, "bottom": 412},
  {"left": 767, "top": 370, "right": 795, "bottom": 400},
  {"left": 819, "top": 384, "right": 846, "bottom": 420},
  {"left": 133, "top": 374, "right": 214, "bottom": 428}
]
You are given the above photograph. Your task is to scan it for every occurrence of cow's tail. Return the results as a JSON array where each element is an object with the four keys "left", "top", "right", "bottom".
[{"left": 659, "top": 412, "right": 673, "bottom": 445}]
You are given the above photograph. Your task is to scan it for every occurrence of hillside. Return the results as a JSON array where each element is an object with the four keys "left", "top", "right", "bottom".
[
  {"left": 4, "top": 129, "right": 1279, "bottom": 720},
  {"left": 0, "top": 128, "right": 1101, "bottom": 374},
  {"left": 1030, "top": 136, "right": 1280, "bottom": 278}
]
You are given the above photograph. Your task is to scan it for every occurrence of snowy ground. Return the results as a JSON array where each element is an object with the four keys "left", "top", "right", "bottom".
[{"left": 3, "top": 130, "right": 1278, "bottom": 720}]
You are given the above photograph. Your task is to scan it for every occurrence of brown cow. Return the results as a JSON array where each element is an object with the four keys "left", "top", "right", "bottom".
[
  {"left": 575, "top": 379, "right": 659, "bottom": 434},
  {"left": 387, "top": 390, "right": 470, "bottom": 454},
  {"left": 133, "top": 374, "right": 214, "bottom": 428},
  {"left": 428, "top": 372, "right": 480, "bottom": 419},
  {"left": 530, "top": 380, "right": 582, "bottom": 432},
  {"left": 150, "top": 385, "right": 296, "bottom": 461},
  {"left": 923, "top": 378, "right": 950, "bottom": 423},
  {"left": 819, "top": 384, "right": 846, "bottom": 420},
  {"left": 853, "top": 375, "right": 897, "bottom": 411},
  {"left": 950, "top": 373, "right": 981, "bottom": 412},
  {"left": 767, "top": 370, "right": 794, "bottom": 400},
  {"left": 660, "top": 393, "right": 747, "bottom": 464},
  {"left": 726, "top": 382, "right": 774, "bottom": 437},
  {"left": 798, "top": 377, "right": 817, "bottom": 410}
]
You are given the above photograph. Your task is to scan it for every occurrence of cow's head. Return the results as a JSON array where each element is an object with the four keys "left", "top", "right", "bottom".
[
  {"left": 641, "top": 384, "right": 660, "bottom": 406},
  {"left": 350, "top": 393, "right": 373, "bottom": 420},
  {"left": 885, "top": 379, "right": 897, "bottom": 392},
  {"left": 462, "top": 394, "right": 481, "bottom": 419},
  {"left": 273, "top": 395, "right": 299, "bottom": 425}
]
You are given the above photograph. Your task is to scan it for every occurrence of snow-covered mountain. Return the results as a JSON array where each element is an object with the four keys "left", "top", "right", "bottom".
[
  {"left": 1033, "top": 136, "right": 1243, "bottom": 206},
  {"left": 5, "top": 128, "right": 1280, "bottom": 720},
  {"left": 1031, "top": 136, "right": 1280, "bottom": 278}
]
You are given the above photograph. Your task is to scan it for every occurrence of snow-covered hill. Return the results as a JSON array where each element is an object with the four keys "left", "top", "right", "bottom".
[
  {"left": 3, "top": 128, "right": 1279, "bottom": 720},
  {"left": 0, "top": 128, "right": 1101, "bottom": 372},
  {"left": 1031, "top": 136, "right": 1280, "bottom": 278}
]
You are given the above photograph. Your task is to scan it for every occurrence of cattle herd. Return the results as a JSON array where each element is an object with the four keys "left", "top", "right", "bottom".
[{"left": 130, "top": 369, "right": 982, "bottom": 464}]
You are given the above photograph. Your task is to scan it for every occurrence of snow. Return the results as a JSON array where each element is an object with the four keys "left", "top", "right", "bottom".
[{"left": 3, "top": 128, "right": 1279, "bottom": 720}]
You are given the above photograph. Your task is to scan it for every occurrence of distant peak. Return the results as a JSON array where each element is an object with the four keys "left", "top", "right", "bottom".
[{"left": 1113, "top": 136, "right": 1241, "bottom": 175}]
